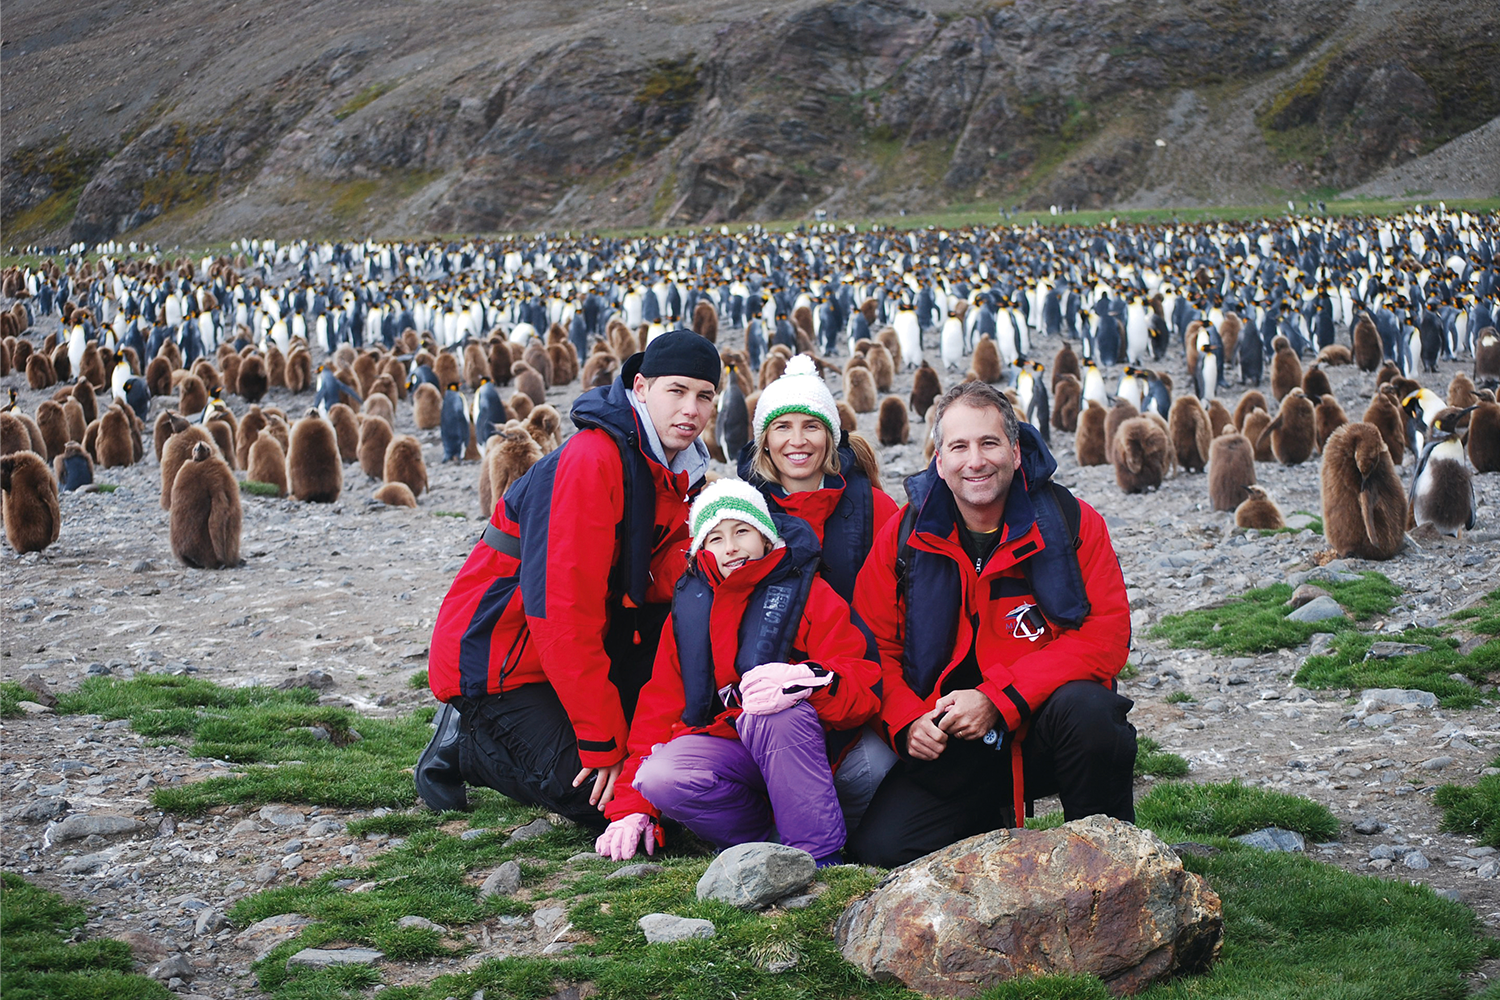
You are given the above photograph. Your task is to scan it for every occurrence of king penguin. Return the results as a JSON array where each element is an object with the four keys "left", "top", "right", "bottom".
[
  {"left": 441, "top": 382, "right": 470, "bottom": 462},
  {"left": 1409, "top": 409, "right": 1477, "bottom": 535}
]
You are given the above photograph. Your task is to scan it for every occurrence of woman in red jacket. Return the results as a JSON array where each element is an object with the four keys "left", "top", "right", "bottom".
[{"left": 596, "top": 479, "right": 880, "bottom": 865}]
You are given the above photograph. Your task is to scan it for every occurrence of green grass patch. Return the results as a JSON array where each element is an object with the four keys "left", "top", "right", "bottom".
[
  {"left": 1164, "top": 691, "right": 1194, "bottom": 704},
  {"left": 1436, "top": 770, "right": 1500, "bottom": 848},
  {"left": 1136, "top": 780, "right": 1340, "bottom": 843},
  {"left": 1, "top": 873, "right": 172, "bottom": 1000},
  {"left": 240, "top": 479, "right": 283, "bottom": 496},
  {"left": 1135, "top": 737, "right": 1190, "bottom": 780},
  {"left": 334, "top": 80, "right": 399, "bottom": 121},
  {"left": 1149, "top": 571, "right": 1401, "bottom": 655},
  {"left": 94, "top": 482, "right": 118, "bottom": 493},
  {"left": 1293, "top": 628, "right": 1498, "bottom": 708},
  {"left": 0, "top": 680, "right": 36, "bottom": 718},
  {"left": 408, "top": 669, "right": 428, "bottom": 690},
  {"left": 55, "top": 675, "right": 435, "bottom": 815},
  {"left": 1448, "top": 587, "right": 1500, "bottom": 637},
  {"left": 432, "top": 510, "right": 467, "bottom": 518}
]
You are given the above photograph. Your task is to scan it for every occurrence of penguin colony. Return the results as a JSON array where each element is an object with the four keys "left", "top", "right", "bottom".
[{"left": 1, "top": 210, "right": 1497, "bottom": 571}]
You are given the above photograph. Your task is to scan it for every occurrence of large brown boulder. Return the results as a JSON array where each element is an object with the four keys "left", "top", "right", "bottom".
[{"left": 835, "top": 815, "right": 1222, "bottom": 997}]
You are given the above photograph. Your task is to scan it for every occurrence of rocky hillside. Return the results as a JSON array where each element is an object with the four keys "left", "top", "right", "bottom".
[{"left": 3, "top": 0, "right": 1498, "bottom": 244}]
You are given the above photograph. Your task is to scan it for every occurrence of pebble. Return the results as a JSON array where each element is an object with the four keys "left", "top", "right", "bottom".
[
  {"left": 638, "top": 913, "right": 716, "bottom": 943},
  {"left": 607, "top": 863, "right": 665, "bottom": 880},
  {"left": 286, "top": 947, "right": 384, "bottom": 968},
  {"left": 506, "top": 818, "right": 554, "bottom": 844},
  {"left": 1286, "top": 596, "right": 1346, "bottom": 623},
  {"left": 1420, "top": 757, "right": 1454, "bottom": 771},
  {"left": 1403, "top": 851, "right": 1432, "bottom": 870},
  {"left": 1353, "top": 819, "right": 1384, "bottom": 835},
  {"left": 1478, "top": 860, "right": 1500, "bottom": 879},
  {"left": 479, "top": 860, "right": 521, "bottom": 898},
  {"left": 1234, "top": 828, "right": 1306, "bottom": 853},
  {"left": 48, "top": 813, "right": 144, "bottom": 842}
]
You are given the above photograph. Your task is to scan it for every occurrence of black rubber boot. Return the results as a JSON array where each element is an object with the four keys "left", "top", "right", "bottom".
[{"left": 414, "top": 702, "right": 469, "bottom": 812}]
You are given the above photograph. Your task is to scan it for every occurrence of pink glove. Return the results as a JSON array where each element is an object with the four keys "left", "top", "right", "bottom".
[
  {"left": 738, "top": 662, "right": 832, "bottom": 716},
  {"left": 595, "top": 813, "right": 658, "bottom": 861}
]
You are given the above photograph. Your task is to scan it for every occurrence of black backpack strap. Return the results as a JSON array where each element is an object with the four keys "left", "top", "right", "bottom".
[{"left": 892, "top": 503, "right": 919, "bottom": 644}]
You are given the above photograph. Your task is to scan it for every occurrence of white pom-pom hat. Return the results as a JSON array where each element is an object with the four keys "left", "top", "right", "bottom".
[
  {"left": 752, "top": 354, "right": 840, "bottom": 441},
  {"left": 689, "top": 478, "right": 780, "bottom": 555}
]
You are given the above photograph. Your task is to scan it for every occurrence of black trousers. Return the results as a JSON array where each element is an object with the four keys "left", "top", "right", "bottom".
[{"left": 848, "top": 680, "right": 1137, "bottom": 868}]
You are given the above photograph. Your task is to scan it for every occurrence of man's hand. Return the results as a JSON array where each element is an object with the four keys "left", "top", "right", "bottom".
[
  {"left": 573, "top": 761, "right": 624, "bottom": 810},
  {"left": 934, "top": 689, "right": 1001, "bottom": 740},
  {"left": 905, "top": 708, "right": 950, "bottom": 761}
]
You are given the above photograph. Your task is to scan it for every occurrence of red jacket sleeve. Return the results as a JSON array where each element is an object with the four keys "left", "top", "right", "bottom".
[
  {"left": 798, "top": 578, "right": 882, "bottom": 730},
  {"left": 525, "top": 432, "right": 631, "bottom": 768},
  {"left": 852, "top": 508, "right": 931, "bottom": 745},
  {"left": 976, "top": 500, "right": 1130, "bottom": 730}
]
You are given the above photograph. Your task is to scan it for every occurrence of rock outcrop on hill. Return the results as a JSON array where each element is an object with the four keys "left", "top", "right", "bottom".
[{"left": 2, "top": 0, "right": 1496, "bottom": 244}]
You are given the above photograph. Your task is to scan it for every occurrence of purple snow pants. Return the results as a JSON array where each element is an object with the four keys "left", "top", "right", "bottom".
[{"left": 632, "top": 700, "right": 845, "bottom": 859}]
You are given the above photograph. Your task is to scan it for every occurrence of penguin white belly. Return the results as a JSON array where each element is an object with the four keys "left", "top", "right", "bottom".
[
  {"left": 894, "top": 311, "right": 921, "bottom": 367},
  {"left": 940, "top": 318, "right": 963, "bottom": 370}
]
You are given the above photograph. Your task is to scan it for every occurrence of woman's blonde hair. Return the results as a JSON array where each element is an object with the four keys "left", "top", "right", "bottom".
[{"left": 751, "top": 412, "right": 841, "bottom": 485}]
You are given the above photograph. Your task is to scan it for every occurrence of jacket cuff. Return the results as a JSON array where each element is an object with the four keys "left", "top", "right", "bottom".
[
  {"left": 980, "top": 679, "right": 1029, "bottom": 732},
  {"left": 577, "top": 736, "right": 628, "bottom": 769}
]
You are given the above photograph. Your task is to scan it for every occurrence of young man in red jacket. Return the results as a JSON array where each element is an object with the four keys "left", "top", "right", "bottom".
[
  {"left": 416, "top": 331, "right": 720, "bottom": 827},
  {"left": 849, "top": 381, "right": 1137, "bottom": 867}
]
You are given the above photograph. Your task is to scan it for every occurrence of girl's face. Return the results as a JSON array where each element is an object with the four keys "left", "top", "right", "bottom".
[
  {"left": 764, "top": 413, "right": 829, "bottom": 493},
  {"left": 701, "top": 518, "right": 769, "bottom": 575}
]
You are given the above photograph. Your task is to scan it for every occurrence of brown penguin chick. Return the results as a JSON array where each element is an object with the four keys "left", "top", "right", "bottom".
[
  {"left": 971, "top": 338, "right": 1002, "bottom": 383},
  {"left": 837, "top": 401, "right": 858, "bottom": 433},
  {"left": 1184, "top": 320, "right": 1205, "bottom": 376},
  {"left": 159, "top": 414, "right": 218, "bottom": 510},
  {"left": 877, "top": 395, "right": 910, "bottom": 446},
  {"left": 1316, "top": 344, "right": 1352, "bottom": 366},
  {"left": 237, "top": 354, "right": 269, "bottom": 402},
  {"left": 860, "top": 297, "right": 878, "bottom": 326},
  {"left": 61, "top": 398, "right": 87, "bottom": 445},
  {"left": 35, "top": 400, "right": 67, "bottom": 461},
  {"left": 247, "top": 434, "right": 288, "bottom": 496},
  {"left": 1112, "top": 416, "right": 1172, "bottom": 493},
  {"left": 369, "top": 374, "right": 400, "bottom": 406},
  {"left": 288, "top": 410, "right": 343, "bottom": 503},
  {"left": 1352, "top": 314, "right": 1382, "bottom": 371},
  {"left": 793, "top": 304, "right": 815, "bottom": 344},
  {"left": 1104, "top": 399, "right": 1141, "bottom": 455},
  {"left": 434, "top": 351, "right": 461, "bottom": 388},
  {"left": 548, "top": 342, "right": 579, "bottom": 385},
  {"left": 1476, "top": 326, "right": 1500, "bottom": 380},
  {"left": 910, "top": 359, "right": 942, "bottom": 417},
  {"left": 1208, "top": 432, "right": 1257, "bottom": 511},
  {"left": 357, "top": 414, "right": 394, "bottom": 479},
  {"left": 1206, "top": 398, "right": 1233, "bottom": 438},
  {"left": 608, "top": 320, "right": 640, "bottom": 359},
  {"left": 78, "top": 344, "right": 106, "bottom": 390},
  {"left": 759, "top": 351, "right": 788, "bottom": 389},
  {"left": 1051, "top": 374, "right": 1081, "bottom": 433},
  {"left": 1242, "top": 408, "right": 1274, "bottom": 462},
  {"left": 353, "top": 352, "right": 380, "bottom": 396},
  {"left": 50, "top": 343, "right": 72, "bottom": 383},
  {"left": 284, "top": 348, "right": 312, "bottom": 393},
  {"left": 876, "top": 326, "right": 903, "bottom": 370},
  {"left": 382, "top": 434, "right": 428, "bottom": 497},
  {"left": 1052, "top": 342, "right": 1080, "bottom": 390},
  {"left": 191, "top": 358, "right": 222, "bottom": 394},
  {"left": 27, "top": 351, "right": 57, "bottom": 389},
  {"left": 412, "top": 382, "right": 443, "bottom": 430},
  {"left": 1075, "top": 400, "right": 1109, "bottom": 466},
  {"left": 478, "top": 421, "right": 543, "bottom": 517},
  {"left": 177, "top": 374, "right": 208, "bottom": 416},
  {"left": 204, "top": 417, "right": 236, "bottom": 470},
  {"left": 380, "top": 356, "right": 409, "bottom": 398},
  {"left": 361, "top": 392, "right": 395, "bottom": 427},
  {"left": 1, "top": 450, "right": 60, "bottom": 553},
  {"left": 1375, "top": 360, "right": 1401, "bottom": 388},
  {"left": 845, "top": 366, "right": 877, "bottom": 413},
  {"left": 0, "top": 337, "right": 11, "bottom": 375},
  {"left": 0, "top": 412, "right": 29, "bottom": 456},
  {"left": 866, "top": 344, "right": 896, "bottom": 392},
  {"left": 333, "top": 344, "right": 357, "bottom": 370},
  {"left": 10, "top": 338, "right": 32, "bottom": 371},
  {"left": 1258, "top": 387, "right": 1316, "bottom": 465},
  {"left": 1269, "top": 336, "right": 1303, "bottom": 402},
  {"left": 1301, "top": 364, "right": 1332, "bottom": 400},
  {"left": 71, "top": 380, "right": 98, "bottom": 425},
  {"left": 523, "top": 342, "right": 554, "bottom": 387},
  {"left": 1314, "top": 394, "right": 1348, "bottom": 451},
  {"left": 264, "top": 413, "right": 291, "bottom": 453},
  {"left": 1234, "top": 484, "right": 1285, "bottom": 530},
  {"left": 1467, "top": 399, "right": 1500, "bottom": 473},
  {"left": 236, "top": 406, "right": 268, "bottom": 468},
  {"left": 525, "top": 404, "right": 563, "bottom": 454},
  {"left": 219, "top": 352, "right": 241, "bottom": 396},
  {"left": 1361, "top": 388, "right": 1406, "bottom": 465},
  {"left": 513, "top": 362, "right": 546, "bottom": 406},
  {"left": 156, "top": 339, "right": 182, "bottom": 370},
  {"left": 169, "top": 442, "right": 241, "bottom": 569},
  {"left": 509, "top": 391, "right": 535, "bottom": 421},
  {"left": 1448, "top": 372, "right": 1478, "bottom": 409},
  {"left": 1217, "top": 311, "right": 1242, "bottom": 364},
  {"left": 373, "top": 481, "right": 418, "bottom": 508},
  {"left": 326, "top": 403, "right": 360, "bottom": 464},
  {"left": 1321, "top": 422, "right": 1407, "bottom": 560},
  {"left": 693, "top": 300, "right": 718, "bottom": 343},
  {"left": 1168, "top": 396, "right": 1212, "bottom": 473},
  {"left": 581, "top": 350, "right": 618, "bottom": 388}
]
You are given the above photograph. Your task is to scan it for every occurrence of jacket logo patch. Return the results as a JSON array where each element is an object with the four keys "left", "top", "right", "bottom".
[{"left": 1005, "top": 602, "right": 1047, "bottom": 642}]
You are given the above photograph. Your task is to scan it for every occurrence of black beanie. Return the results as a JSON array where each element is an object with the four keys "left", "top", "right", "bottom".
[{"left": 634, "top": 329, "right": 721, "bottom": 387}]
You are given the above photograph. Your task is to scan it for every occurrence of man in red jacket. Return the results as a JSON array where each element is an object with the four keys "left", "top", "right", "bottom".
[
  {"left": 416, "top": 331, "right": 720, "bottom": 827},
  {"left": 849, "top": 381, "right": 1136, "bottom": 867}
]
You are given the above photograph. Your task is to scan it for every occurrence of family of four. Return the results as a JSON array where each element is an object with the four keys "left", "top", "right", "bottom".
[{"left": 417, "top": 331, "right": 1137, "bottom": 868}]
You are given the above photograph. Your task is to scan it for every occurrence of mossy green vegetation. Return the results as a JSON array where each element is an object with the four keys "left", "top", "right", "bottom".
[
  {"left": 1149, "top": 572, "right": 1401, "bottom": 655},
  {"left": 335, "top": 80, "right": 399, "bottom": 122},
  {"left": 240, "top": 479, "right": 282, "bottom": 496},
  {"left": 1164, "top": 691, "right": 1194, "bottom": 704},
  {"left": 1436, "top": 768, "right": 1500, "bottom": 849},
  {"left": 1135, "top": 736, "right": 1190, "bottom": 779},
  {"left": 0, "top": 873, "right": 171, "bottom": 1000},
  {"left": 1135, "top": 780, "right": 1340, "bottom": 843},
  {"left": 1293, "top": 629, "right": 1498, "bottom": 709},
  {"left": 0, "top": 680, "right": 35, "bottom": 718}
]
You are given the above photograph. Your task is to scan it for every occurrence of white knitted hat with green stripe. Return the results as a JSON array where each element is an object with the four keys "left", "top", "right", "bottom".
[
  {"left": 753, "top": 353, "right": 839, "bottom": 441},
  {"left": 689, "top": 478, "right": 780, "bottom": 555}
]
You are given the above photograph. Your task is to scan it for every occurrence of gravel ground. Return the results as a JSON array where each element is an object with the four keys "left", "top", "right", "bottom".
[{"left": 1341, "top": 115, "right": 1500, "bottom": 201}]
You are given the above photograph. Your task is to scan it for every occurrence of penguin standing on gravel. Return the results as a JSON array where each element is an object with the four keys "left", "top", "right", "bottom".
[
  {"left": 716, "top": 363, "right": 750, "bottom": 462},
  {"left": 314, "top": 364, "right": 362, "bottom": 417},
  {"left": 1409, "top": 408, "right": 1476, "bottom": 535},
  {"left": 472, "top": 376, "right": 506, "bottom": 448},
  {"left": 440, "top": 382, "right": 470, "bottom": 462}
]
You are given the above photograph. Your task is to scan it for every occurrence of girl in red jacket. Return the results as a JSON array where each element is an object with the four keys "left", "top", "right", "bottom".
[{"left": 596, "top": 479, "right": 880, "bottom": 865}]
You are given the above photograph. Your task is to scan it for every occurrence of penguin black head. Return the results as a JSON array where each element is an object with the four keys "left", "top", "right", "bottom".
[{"left": 447, "top": 382, "right": 461, "bottom": 392}]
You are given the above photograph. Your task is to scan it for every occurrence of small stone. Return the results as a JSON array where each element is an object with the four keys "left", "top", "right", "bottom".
[
  {"left": 696, "top": 842, "right": 816, "bottom": 909},
  {"left": 132, "top": 560, "right": 154, "bottom": 573},
  {"left": 230, "top": 915, "right": 311, "bottom": 960},
  {"left": 1468, "top": 847, "right": 1497, "bottom": 858},
  {"left": 286, "top": 947, "right": 384, "bottom": 968},
  {"left": 459, "top": 828, "right": 491, "bottom": 841},
  {"left": 47, "top": 813, "right": 144, "bottom": 842},
  {"left": 479, "top": 860, "right": 521, "bottom": 898},
  {"left": 306, "top": 820, "right": 343, "bottom": 837},
  {"left": 1421, "top": 757, "right": 1454, "bottom": 771},
  {"left": 1370, "top": 844, "right": 1396, "bottom": 860},
  {"left": 1478, "top": 860, "right": 1500, "bottom": 879},
  {"left": 397, "top": 916, "right": 445, "bottom": 932},
  {"left": 19, "top": 673, "right": 57, "bottom": 707},
  {"left": 1352, "top": 818, "right": 1384, "bottom": 835},
  {"left": 1365, "top": 642, "right": 1433, "bottom": 660},
  {"left": 229, "top": 819, "right": 260, "bottom": 837},
  {"left": 1360, "top": 688, "right": 1440, "bottom": 711},
  {"left": 1307, "top": 633, "right": 1337, "bottom": 656},
  {"left": 281, "top": 854, "right": 304, "bottom": 870},
  {"left": 259, "top": 806, "right": 306, "bottom": 827},
  {"left": 506, "top": 818, "right": 554, "bottom": 844},
  {"left": 607, "top": 863, "right": 665, "bottom": 880},
  {"left": 17, "top": 701, "right": 54, "bottom": 714},
  {"left": 1436, "top": 888, "right": 1462, "bottom": 902},
  {"left": 149, "top": 954, "right": 194, "bottom": 981},
  {"left": 195, "top": 908, "right": 227, "bottom": 936},
  {"left": 60, "top": 852, "right": 110, "bottom": 875},
  {"left": 6, "top": 797, "right": 68, "bottom": 823},
  {"left": 1403, "top": 851, "right": 1431, "bottom": 870},
  {"left": 1286, "top": 596, "right": 1346, "bottom": 623},
  {"left": 638, "top": 913, "right": 716, "bottom": 944},
  {"left": 1363, "top": 713, "right": 1396, "bottom": 727},
  {"left": 254, "top": 863, "right": 279, "bottom": 884},
  {"left": 1288, "top": 584, "right": 1330, "bottom": 609},
  {"left": 1234, "top": 828, "right": 1305, "bottom": 852},
  {"left": 567, "top": 852, "right": 602, "bottom": 863}
]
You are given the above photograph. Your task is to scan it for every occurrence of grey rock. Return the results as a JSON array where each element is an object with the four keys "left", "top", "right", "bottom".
[
  {"left": 1468, "top": 847, "right": 1497, "bottom": 857},
  {"left": 19, "top": 673, "right": 57, "bottom": 707},
  {"left": 6, "top": 797, "right": 68, "bottom": 823},
  {"left": 281, "top": 853, "right": 304, "bottom": 870},
  {"left": 1365, "top": 642, "right": 1433, "bottom": 660},
  {"left": 1287, "top": 566, "right": 1364, "bottom": 587},
  {"left": 459, "top": 828, "right": 491, "bottom": 841},
  {"left": 506, "top": 818, "right": 554, "bottom": 844},
  {"left": 1361, "top": 688, "right": 1439, "bottom": 710},
  {"left": 1369, "top": 844, "right": 1396, "bottom": 860},
  {"left": 1402, "top": 851, "right": 1431, "bottom": 870},
  {"left": 286, "top": 947, "right": 384, "bottom": 968},
  {"left": 195, "top": 908, "right": 227, "bottom": 936},
  {"left": 696, "top": 842, "right": 816, "bottom": 909},
  {"left": 259, "top": 806, "right": 306, "bottom": 827},
  {"left": 1286, "top": 596, "right": 1346, "bottom": 623},
  {"left": 396, "top": 915, "right": 445, "bottom": 932},
  {"left": 1288, "top": 584, "right": 1331, "bottom": 609},
  {"left": 479, "top": 860, "right": 521, "bottom": 898},
  {"left": 638, "top": 913, "right": 716, "bottom": 943},
  {"left": 1233, "top": 828, "right": 1305, "bottom": 852},
  {"left": 1478, "top": 860, "right": 1500, "bottom": 879},
  {"left": 228, "top": 819, "right": 260, "bottom": 837},
  {"left": 1352, "top": 818, "right": 1384, "bottom": 835},
  {"left": 132, "top": 560, "right": 154, "bottom": 573},
  {"left": 278, "top": 669, "right": 335, "bottom": 691},
  {"left": 149, "top": 954, "right": 194, "bottom": 981},
  {"left": 60, "top": 852, "right": 110, "bottom": 874},
  {"left": 1307, "top": 632, "right": 1338, "bottom": 656},
  {"left": 1420, "top": 756, "right": 1454, "bottom": 771},
  {"left": 47, "top": 813, "right": 144, "bottom": 842},
  {"left": 1436, "top": 888, "right": 1462, "bottom": 902},
  {"left": 607, "top": 863, "right": 665, "bottom": 880},
  {"left": 233, "top": 914, "right": 312, "bottom": 959},
  {"left": 1364, "top": 713, "right": 1397, "bottom": 727},
  {"left": 306, "top": 819, "right": 343, "bottom": 837},
  {"left": 17, "top": 700, "right": 54, "bottom": 714}
]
